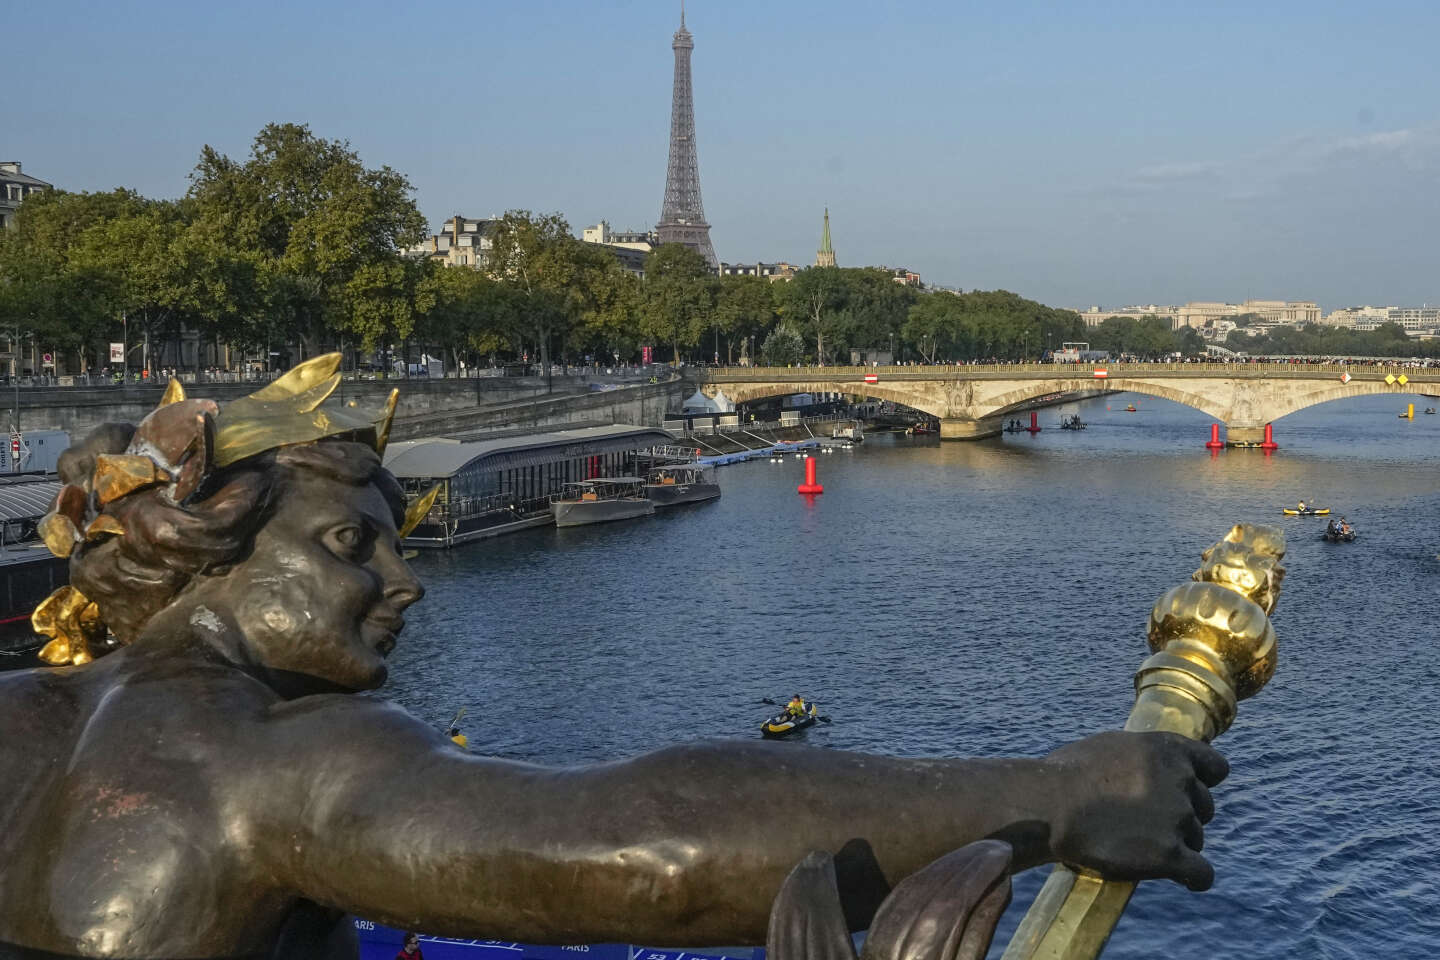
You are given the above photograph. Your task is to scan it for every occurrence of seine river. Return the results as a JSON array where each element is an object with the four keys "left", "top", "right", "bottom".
[{"left": 389, "top": 392, "right": 1440, "bottom": 960}]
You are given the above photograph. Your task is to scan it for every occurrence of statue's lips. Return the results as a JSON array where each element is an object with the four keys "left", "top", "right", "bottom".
[{"left": 365, "top": 615, "right": 405, "bottom": 657}]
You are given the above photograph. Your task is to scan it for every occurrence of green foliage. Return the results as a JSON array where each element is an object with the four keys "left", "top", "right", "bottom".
[
  {"left": 760, "top": 324, "right": 805, "bottom": 366},
  {"left": 1226, "top": 321, "right": 1436, "bottom": 358},
  {"left": 639, "top": 244, "right": 715, "bottom": 361},
  {"left": 186, "top": 122, "right": 428, "bottom": 351},
  {"left": 901, "top": 289, "right": 1086, "bottom": 361}
]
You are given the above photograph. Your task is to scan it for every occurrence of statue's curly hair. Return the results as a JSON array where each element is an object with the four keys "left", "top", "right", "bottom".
[{"left": 60, "top": 424, "right": 406, "bottom": 645}]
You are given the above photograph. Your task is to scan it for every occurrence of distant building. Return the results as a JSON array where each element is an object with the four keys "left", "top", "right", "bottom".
[
  {"left": 1386, "top": 305, "right": 1440, "bottom": 333},
  {"left": 815, "top": 209, "right": 836, "bottom": 268},
  {"left": 890, "top": 268, "right": 922, "bottom": 287},
  {"left": 587, "top": 242, "right": 648, "bottom": 278},
  {"left": 720, "top": 261, "right": 799, "bottom": 281},
  {"left": 1236, "top": 299, "right": 1321, "bottom": 325},
  {"left": 1323, "top": 305, "right": 1440, "bottom": 335},
  {"left": 1079, "top": 305, "right": 1183, "bottom": 329},
  {"left": 1322, "top": 306, "right": 1389, "bottom": 330},
  {"left": 1174, "top": 299, "right": 1319, "bottom": 330},
  {"left": 582, "top": 221, "right": 658, "bottom": 253},
  {"left": 405, "top": 215, "right": 497, "bottom": 269},
  {"left": 0, "top": 162, "right": 52, "bottom": 229}
]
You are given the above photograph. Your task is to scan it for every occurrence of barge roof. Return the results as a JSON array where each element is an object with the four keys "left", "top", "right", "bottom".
[{"left": 384, "top": 425, "right": 675, "bottom": 479}]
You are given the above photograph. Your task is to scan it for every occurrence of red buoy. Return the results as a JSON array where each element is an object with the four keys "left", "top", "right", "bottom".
[
  {"left": 1205, "top": 423, "right": 1224, "bottom": 450},
  {"left": 1260, "top": 423, "right": 1278, "bottom": 451},
  {"left": 797, "top": 455, "right": 824, "bottom": 494},
  {"left": 1026, "top": 410, "right": 1041, "bottom": 434}
]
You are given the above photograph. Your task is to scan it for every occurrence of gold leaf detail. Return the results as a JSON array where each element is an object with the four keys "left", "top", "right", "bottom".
[
  {"left": 39, "top": 513, "right": 79, "bottom": 558},
  {"left": 375, "top": 389, "right": 399, "bottom": 456},
  {"left": 399, "top": 483, "right": 440, "bottom": 538},
  {"left": 32, "top": 588, "right": 106, "bottom": 666},
  {"left": 159, "top": 378, "right": 186, "bottom": 406},
  {"left": 94, "top": 454, "right": 163, "bottom": 504},
  {"left": 246, "top": 354, "right": 342, "bottom": 403},
  {"left": 84, "top": 514, "right": 126, "bottom": 539},
  {"left": 38, "top": 637, "right": 72, "bottom": 665}
]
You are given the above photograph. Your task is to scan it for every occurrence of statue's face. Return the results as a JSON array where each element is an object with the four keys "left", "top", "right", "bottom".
[{"left": 195, "top": 470, "right": 423, "bottom": 692}]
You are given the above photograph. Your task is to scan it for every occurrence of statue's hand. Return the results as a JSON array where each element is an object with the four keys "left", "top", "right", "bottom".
[{"left": 1042, "top": 731, "right": 1228, "bottom": 891}]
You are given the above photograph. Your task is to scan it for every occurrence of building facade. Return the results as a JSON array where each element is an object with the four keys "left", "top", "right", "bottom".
[
  {"left": 1323, "top": 305, "right": 1440, "bottom": 334},
  {"left": 405, "top": 215, "right": 497, "bottom": 269},
  {"left": 719, "top": 261, "right": 799, "bottom": 281},
  {"left": 0, "top": 162, "right": 52, "bottom": 229},
  {"left": 1079, "top": 305, "right": 1183, "bottom": 329},
  {"left": 582, "top": 221, "right": 658, "bottom": 253}
]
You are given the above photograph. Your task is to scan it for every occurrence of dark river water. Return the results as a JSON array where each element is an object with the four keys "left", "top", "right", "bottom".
[{"left": 388, "top": 392, "right": 1440, "bottom": 960}]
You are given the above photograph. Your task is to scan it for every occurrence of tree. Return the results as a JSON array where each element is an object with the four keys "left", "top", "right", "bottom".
[
  {"left": 414, "top": 264, "right": 514, "bottom": 370},
  {"left": 487, "top": 211, "right": 598, "bottom": 378},
  {"left": 713, "top": 275, "right": 777, "bottom": 363},
  {"left": 760, "top": 324, "right": 805, "bottom": 366},
  {"left": 639, "top": 244, "right": 714, "bottom": 362},
  {"left": 187, "top": 122, "right": 429, "bottom": 355},
  {"left": 779, "top": 267, "right": 846, "bottom": 363}
]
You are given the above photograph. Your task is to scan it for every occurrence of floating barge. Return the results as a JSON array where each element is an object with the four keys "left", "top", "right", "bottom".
[{"left": 385, "top": 425, "right": 680, "bottom": 548}]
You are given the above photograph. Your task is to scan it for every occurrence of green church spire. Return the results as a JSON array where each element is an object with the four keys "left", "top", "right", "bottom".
[{"left": 815, "top": 208, "right": 836, "bottom": 267}]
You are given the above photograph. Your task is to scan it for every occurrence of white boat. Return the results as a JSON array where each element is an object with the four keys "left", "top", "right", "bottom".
[
  {"left": 644, "top": 463, "right": 721, "bottom": 507},
  {"left": 551, "top": 479, "right": 656, "bottom": 527}
]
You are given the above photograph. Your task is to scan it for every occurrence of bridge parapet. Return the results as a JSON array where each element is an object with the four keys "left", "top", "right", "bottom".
[{"left": 699, "top": 362, "right": 1440, "bottom": 384}]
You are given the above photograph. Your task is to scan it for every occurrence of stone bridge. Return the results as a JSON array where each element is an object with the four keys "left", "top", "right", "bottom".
[{"left": 695, "top": 363, "right": 1440, "bottom": 443}]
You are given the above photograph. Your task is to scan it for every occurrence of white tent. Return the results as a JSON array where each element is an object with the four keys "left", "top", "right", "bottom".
[{"left": 681, "top": 389, "right": 736, "bottom": 414}]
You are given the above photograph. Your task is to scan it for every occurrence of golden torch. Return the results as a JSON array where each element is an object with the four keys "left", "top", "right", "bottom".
[{"left": 1000, "top": 523, "right": 1286, "bottom": 960}]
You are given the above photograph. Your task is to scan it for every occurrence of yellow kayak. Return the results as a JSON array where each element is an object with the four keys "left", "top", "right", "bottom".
[{"left": 1282, "top": 507, "right": 1330, "bottom": 516}]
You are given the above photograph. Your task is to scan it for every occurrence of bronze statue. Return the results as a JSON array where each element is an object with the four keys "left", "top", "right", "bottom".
[{"left": 0, "top": 356, "right": 1227, "bottom": 959}]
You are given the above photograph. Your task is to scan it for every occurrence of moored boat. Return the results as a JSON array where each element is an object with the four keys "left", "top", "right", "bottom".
[
  {"left": 644, "top": 463, "right": 721, "bottom": 507},
  {"left": 551, "top": 479, "right": 655, "bottom": 528}
]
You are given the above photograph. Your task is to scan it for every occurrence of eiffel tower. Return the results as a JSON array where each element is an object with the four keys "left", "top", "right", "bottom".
[{"left": 656, "top": 6, "right": 718, "bottom": 268}]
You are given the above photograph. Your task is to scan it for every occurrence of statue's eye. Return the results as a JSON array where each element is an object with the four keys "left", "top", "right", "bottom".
[{"left": 324, "top": 524, "right": 371, "bottom": 560}]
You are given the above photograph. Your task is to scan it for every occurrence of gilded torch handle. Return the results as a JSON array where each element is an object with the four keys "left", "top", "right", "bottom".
[{"left": 1000, "top": 524, "right": 1285, "bottom": 960}]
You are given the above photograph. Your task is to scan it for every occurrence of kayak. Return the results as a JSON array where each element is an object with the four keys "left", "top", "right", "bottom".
[
  {"left": 1321, "top": 529, "right": 1357, "bottom": 542},
  {"left": 761, "top": 711, "right": 817, "bottom": 738},
  {"left": 1282, "top": 507, "right": 1330, "bottom": 516}
]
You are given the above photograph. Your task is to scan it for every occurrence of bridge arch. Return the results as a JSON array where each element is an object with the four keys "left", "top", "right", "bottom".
[
  {"left": 980, "top": 379, "right": 1229, "bottom": 422},
  {"left": 703, "top": 380, "right": 946, "bottom": 419}
]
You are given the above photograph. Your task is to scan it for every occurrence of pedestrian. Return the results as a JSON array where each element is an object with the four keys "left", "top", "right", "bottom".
[{"left": 396, "top": 932, "right": 424, "bottom": 959}]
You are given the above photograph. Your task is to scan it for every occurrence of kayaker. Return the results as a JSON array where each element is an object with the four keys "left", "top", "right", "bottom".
[
  {"left": 1297, "top": 500, "right": 1306, "bottom": 512},
  {"left": 449, "top": 726, "right": 468, "bottom": 750},
  {"left": 786, "top": 694, "right": 806, "bottom": 718}
]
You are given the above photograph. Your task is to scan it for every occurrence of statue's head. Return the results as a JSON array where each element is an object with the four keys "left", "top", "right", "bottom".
[{"left": 32, "top": 356, "right": 435, "bottom": 693}]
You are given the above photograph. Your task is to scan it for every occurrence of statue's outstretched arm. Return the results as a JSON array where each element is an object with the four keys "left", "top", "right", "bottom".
[{"left": 258, "top": 700, "right": 1221, "bottom": 946}]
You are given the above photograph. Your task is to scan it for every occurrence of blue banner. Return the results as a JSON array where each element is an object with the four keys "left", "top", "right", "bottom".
[{"left": 524, "top": 944, "right": 630, "bottom": 960}]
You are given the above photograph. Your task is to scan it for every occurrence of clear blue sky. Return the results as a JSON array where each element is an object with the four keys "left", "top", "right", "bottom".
[{"left": 11, "top": 0, "right": 1440, "bottom": 311}]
